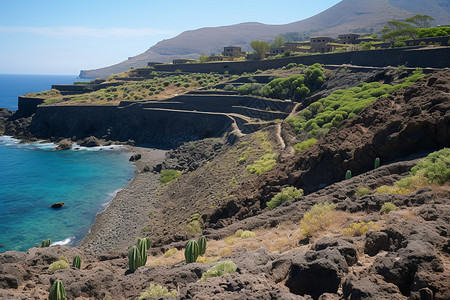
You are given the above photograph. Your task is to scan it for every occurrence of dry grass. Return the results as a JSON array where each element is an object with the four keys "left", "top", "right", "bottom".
[{"left": 146, "top": 211, "right": 355, "bottom": 267}]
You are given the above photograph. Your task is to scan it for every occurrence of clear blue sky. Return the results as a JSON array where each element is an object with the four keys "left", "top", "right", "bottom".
[{"left": 0, "top": 0, "right": 341, "bottom": 75}]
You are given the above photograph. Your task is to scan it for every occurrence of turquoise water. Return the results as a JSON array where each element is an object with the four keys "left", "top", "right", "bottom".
[{"left": 0, "top": 75, "right": 135, "bottom": 253}]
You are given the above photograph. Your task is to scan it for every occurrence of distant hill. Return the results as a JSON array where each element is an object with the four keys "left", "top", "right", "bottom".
[{"left": 80, "top": 0, "right": 450, "bottom": 78}]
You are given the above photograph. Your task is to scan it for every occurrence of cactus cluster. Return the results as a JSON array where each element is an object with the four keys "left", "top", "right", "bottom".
[
  {"left": 197, "top": 236, "right": 207, "bottom": 256},
  {"left": 129, "top": 237, "right": 151, "bottom": 272},
  {"left": 184, "top": 236, "right": 207, "bottom": 263},
  {"left": 49, "top": 279, "right": 66, "bottom": 300},
  {"left": 72, "top": 255, "right": 81, "bottom": 269},
  {"left": 184, "top": 240, "right": 200, "bottom": 263},
  {"left": 42, "top": 238, "right": 51, "bottom": 248}
]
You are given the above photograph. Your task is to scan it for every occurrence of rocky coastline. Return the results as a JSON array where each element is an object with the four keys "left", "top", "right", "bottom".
[{"left": 0, "top": 68, "right": 449, "bottom": 299}]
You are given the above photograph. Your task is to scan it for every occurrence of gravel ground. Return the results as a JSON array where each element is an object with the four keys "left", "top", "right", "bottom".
[{"left": 80, "top": 146, "right": 166, "bottom": 253}]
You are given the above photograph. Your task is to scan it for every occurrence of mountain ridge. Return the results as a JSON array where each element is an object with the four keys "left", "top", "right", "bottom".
[{"left": 80, "top": 0, "right": 450, "bottom": 78}]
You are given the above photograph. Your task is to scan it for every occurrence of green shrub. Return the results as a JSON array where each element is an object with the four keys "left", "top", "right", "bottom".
[
  {"left": 267, "top": 186, "right": 304, "bottom": 209},
  {"left": 160, "top": 169, "right": 182, "bottom": 183},
  {"left": 237, "top": 83, "right": 262, "bottom": 95},
  {"left": 294, "top": 138, "right": 317, "bottom": 153},
  {"left": 300, "top": 202, "right": 337, "bottom": 238},
  {"left": 139, "top": 284, "right": 177, "bottom": 299},
  {"left": 48, "top": 259, "right": 70, "bottom": 272},
  {"left": 356, "top": 187, "right": 371, "bottom": 197},
  {"left": 394, "top": 41, "right": 407, "bottom": 48},
  {"left": 246, "top": 153, "right": 277, "bottom": 175},
  {"left": 343, "top": 221, "right": 379, "bottom": 236},
  {"left": 200, "top": 261, "right": 237, "bottom": 281},
  {"left": 380, "top": 202, "right": 397, "bottom": 214},
  {"left": 224, "top": 84, "right": 235, "bottom": 91},
  {"left": 163, "top": 248, "right": 178, "bottom": 258},
  {"left": 234, "top": 229, "right": 244, "bottom": 237},
  {"left": 409, "top": 148, "right": 450, "bottom": 185},
  {"left": 286, "top": 69, "right": 424, "bottom": 135},
  {"left": 240, "top": 230, "right": 256, "bottom": 238}
]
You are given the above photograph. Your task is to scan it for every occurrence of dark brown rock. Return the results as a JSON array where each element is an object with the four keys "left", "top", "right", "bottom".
[
  {"left": 54, "top": 139, "right": 72, "bottom": 151},
  {"left": 51, "top": 202, "right": 64, "bottom": 209},
  {"left": 129, "top": 153, "right": 142, "bottom": 162},
  {"left": 79, "top": 136, "right": 101, "bottom": 147},
  {"left": 365, "top": 231, "right": 390, "bottom": 256}
]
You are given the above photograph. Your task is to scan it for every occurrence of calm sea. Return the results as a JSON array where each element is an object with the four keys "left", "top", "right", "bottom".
[{"left": 0, "top": 74, "right": 135, "bottom": 253}]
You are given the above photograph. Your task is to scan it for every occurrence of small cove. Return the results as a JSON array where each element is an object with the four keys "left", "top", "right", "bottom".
[{"left": 0, "top": 74, "right": 136, "bottom": 253}]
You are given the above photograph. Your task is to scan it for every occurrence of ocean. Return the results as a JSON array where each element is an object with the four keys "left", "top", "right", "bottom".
[{"left": 0, "top": 74, "right": 136, "bottom": 253}]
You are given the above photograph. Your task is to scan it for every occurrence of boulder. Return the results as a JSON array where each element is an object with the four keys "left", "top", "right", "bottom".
[
  {"left": 51, "top": 202, "right": 64, "bottom": 209},
  {"left": 79, "top": 136, "right": 101, "bottom": 147},
  {"left": 365, "top": 231, "right": 390, "bottom": 256},
  {"left": 342, "top": 274, "right": 406, "bottom": 300},
  {"left": 54, "top": 139, "right": 72, "bottom": 151},
  {"left": 314, "top": 237, "right": 358, "bottom": 266},
  {"left": 373, "top": 240, "right": 444, "bottom": 295},
  {"left": 129, "top": 154, "right": 142, "bottom": 162},
  {"left": 285, "top": 248, "right": 348, "bottom": 299}
]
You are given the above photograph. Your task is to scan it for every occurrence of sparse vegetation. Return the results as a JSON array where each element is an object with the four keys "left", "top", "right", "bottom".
[
  {"left": 377, "top": 148, "right": 450, "bottom": 194},
  {"left": 343, "top": 221, "right": 379, "bottom": 236},
  {"left": 380, "top": 202, "right": 397, "bottom": 214},
  {"left": 48, "top": 258, "right": 70, "bottom": 272},
  {"left": 160, "top": 169, "right": 182, "bottom": 184},
  {"left": 240, "top": 230, "right": 256, "bottom": 239},
  {"left": 164, "top": 248, "right": 178, "bottom": 258},
  {"left": 286, "top": 69, "right": 425, "bottom": 135},
  {"left": 267, "top": 186, "right": 304, "bottom": 209},
  {"left": 246, "top": 152, "right": 277, "bottom": 175},
  {"left": 139, "top": 284, "right": 177, "bottom": 299},
  {"left": 299, "top": 202, "right": 337, "bottom": 238},
  {"left": 356, "top": 187, "right": 371, "bottom": 197},
  {"left": 294, "top": 138, "right": 317, "bottom": 153},
  {"left": 200, "top": 261, "right": 237, "bottom": 281}
]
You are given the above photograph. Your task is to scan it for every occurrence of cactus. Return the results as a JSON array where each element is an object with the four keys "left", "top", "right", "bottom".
[
  {"left": 72, "top": 255, "right": 81, "bottom": 269},
  {"left": 374, "top": 157, "right": 380, "bottom": 169},
  {"left": 137, "top": 239, "right": 148, "bottom": 267},
  {"left": 49, "top": 279, "right": 66, "bottom": 300},
  {"left": 128, "top": 246, "right": 141, "bottom": 272},
  {"left": 184, "top": 240, "right": 199, "bottom": 263},
  {"left": 138, "top": 237, "right": 151, "bottom": 249},
  {"left": 345, "top": 170, "right": 352, "bottom": 180},
  {"left": 42, "top": 238, "right": 51, "bottom": 248},
  {"left": 197, "top": 236, "right": 207, "bottom": 256}
]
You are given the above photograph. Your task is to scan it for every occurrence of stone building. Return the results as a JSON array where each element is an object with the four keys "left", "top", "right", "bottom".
[
  {"left": 223, "top": 46, "right": 245, "bottom": 57},
  {"left": 337, "top": 34, "right": 360, "bottom": 44}
]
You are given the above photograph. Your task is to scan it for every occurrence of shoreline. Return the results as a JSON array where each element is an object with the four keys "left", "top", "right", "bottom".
[{"left": 79, "top": 145, "right": 167, "bottom": 253}]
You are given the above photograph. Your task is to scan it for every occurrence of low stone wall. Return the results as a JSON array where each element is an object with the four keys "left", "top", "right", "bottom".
[
  {"left": 17, "top": 96, "right": 45, "bottom": 117},
  {"left": 154, "top": 47, "right": 450, "bottom": 74},
  {"left": 29, "top": 104, "right": 234, "bottom": 147}
]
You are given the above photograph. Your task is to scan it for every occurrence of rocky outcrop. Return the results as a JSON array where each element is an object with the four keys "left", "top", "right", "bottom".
[
  {"left": 54, "top": 139, "right": 72, "bottom": 151},
  {"left": 79, "top": 136, "right": 101, "bottom": 147}
]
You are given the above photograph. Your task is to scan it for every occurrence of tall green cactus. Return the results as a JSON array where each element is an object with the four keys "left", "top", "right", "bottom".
[
  {"left": 198, "top": 236, "right": 207, "bottom": 256},
  {"left": 137, "top": 239, "right": 148, "bottom": 267},
  {"left": 49, "top": 279, "right": 66, "bottom": 300},
  {"left": 374, "top": 157, "right": 380, "bottom": 169},
  {"left": 345, "top": 170, "right": 352, "bottom": 180},
  {"left": 185, "top": 240, "right": 199, "bottom": 263},
  {"left": 42, "top": 238, "right": 51, "bottom": 248},
  {"left": 72, "top": 255, "right": 81, "bottom": 269},
  {"left": 128, "top": 246, "right": 141, "bottom": 272}
]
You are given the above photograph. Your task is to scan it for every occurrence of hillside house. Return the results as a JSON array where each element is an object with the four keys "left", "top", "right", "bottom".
[
  {"left": 310, "top": 37, "right": 335, "bottom": 53},
  {"left": 337, "top": 34, "right": 360, "bottom": 44},
  {"left": 223, "top": 46, "right": 245, "bottom": 57}
]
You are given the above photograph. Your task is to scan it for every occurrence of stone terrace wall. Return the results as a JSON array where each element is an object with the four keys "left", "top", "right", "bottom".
[
  {"left": 29, "top": 104, "right": 233, "bottom": 147},
  {"left": 154, "top": 47, "right": 450, "bottom": 74}
]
